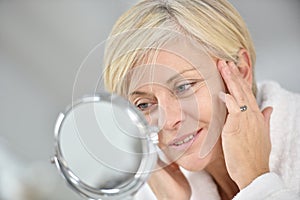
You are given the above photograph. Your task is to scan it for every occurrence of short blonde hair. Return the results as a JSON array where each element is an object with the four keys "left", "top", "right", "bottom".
[{"left": 103, "top": 0, "right": 257, "bottom": 95}]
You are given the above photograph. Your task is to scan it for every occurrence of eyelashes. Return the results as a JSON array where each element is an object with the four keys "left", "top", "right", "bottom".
[
  {"left": 174, "top": 81, "right": 197, "bottom": 95},
  {"left": 132, "top": 79, "right": 205, "bottom": 112},
  {"left": 173, "top": 79, "right": 205, "bottom": 97},
  {"left": 136, "top": 101, "right": 154, "bottom": 111}
]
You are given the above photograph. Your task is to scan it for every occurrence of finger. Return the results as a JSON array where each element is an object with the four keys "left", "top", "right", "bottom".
[
  {"left": 219, "top": 91, "right": 241, "bottom": 114},
  {"left": 228, "top": 62, "right": 258, "bottom": 109},
  {"left": 262, "top": 106, "right": 273, "bottom": 129},
  {"left": 220, "top": 92, "right": 243, "bottom": 135},
  {"left": 219, "top": 60, "right": 260, "bottom": 113},
  {"left": 218, "top": 60, "right": 248, "bottom": 106},
  {"left": 227, "top": 61, "right": 254, "bottom": 103}
]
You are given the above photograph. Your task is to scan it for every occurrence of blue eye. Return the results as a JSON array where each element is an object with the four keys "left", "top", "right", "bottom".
[
  {"left": 136, "top": 102, "right": 154, "bottom": 111},
  {"left": 175, "top": 82, "right": 195, "bottom": 94}
]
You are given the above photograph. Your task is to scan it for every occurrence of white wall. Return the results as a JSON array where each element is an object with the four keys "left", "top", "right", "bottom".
[
  {"left": 0, "top": 1, "right": 136, "bottom": 199},
  {"left": 0, "top": 1, "right": 299, "bottom": 199},
  {"left": 230, "top": 0, "right": 300, "bottom": 92}
]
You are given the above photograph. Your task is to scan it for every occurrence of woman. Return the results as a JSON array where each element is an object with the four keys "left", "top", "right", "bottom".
[{"left": 103, "top": 0, "right": 300, "bottom": 199}]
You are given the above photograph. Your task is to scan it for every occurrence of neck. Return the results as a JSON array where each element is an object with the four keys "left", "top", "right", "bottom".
[{"left": 205, "top": 149, "right": 239, "bottom": 200}]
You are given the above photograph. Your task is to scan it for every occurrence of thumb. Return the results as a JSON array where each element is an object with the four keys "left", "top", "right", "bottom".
[{"left": 262, "top": 106, "right": 273, "bottom": 127}]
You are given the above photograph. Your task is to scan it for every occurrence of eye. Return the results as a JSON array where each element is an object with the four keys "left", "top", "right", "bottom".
[
  {"left": 136, "top": 102, "right": 153, "bottom": 111},
  {"left": 175, "top": 81, "right": 196, "bottom": 95},
  {"left": 134, "top": 98, "right": 156, "bottom": 112}
]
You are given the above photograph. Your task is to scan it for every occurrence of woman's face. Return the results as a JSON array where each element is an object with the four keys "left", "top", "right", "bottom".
[{"left": 127, "top": 43, "right": 226, "bottom": 171}]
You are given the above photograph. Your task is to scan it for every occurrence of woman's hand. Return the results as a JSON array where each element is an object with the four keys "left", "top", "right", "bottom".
[
  {"left": 148, "top": 159, "right": 191, "bottom": 200},
  {"left": 217, "top": 60, "right": 273, "bottom": 189}
]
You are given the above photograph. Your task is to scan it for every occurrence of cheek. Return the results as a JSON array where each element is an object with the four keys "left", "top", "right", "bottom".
[
  {"left": 144, "top": 115, "right": 153, "bottom": 125},
  {"left": 181, "top": 86, "right": 212, "bottom": 123}
]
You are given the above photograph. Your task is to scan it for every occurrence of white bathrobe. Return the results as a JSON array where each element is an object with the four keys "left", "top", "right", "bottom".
[{"left": 134, "top": 81, "right": 300, "bottom": 199}]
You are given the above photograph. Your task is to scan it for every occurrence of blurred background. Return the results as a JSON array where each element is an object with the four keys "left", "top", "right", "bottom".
[{"left": 0, "top": 0, "right": 299, "bottom": 199}]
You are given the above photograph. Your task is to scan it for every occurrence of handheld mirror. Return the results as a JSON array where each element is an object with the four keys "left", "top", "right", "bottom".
[{"left": 51, "top": 92, "right": 158, "bottom": 200}]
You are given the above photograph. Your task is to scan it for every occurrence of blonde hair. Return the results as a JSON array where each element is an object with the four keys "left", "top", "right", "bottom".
[{"left": 103, "top": 0, "right": 257, "bottom": 95}]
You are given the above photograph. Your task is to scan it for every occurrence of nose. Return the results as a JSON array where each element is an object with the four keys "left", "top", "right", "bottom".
[{"left": 157, "top": 92, "right": 185, "bottom": 130}]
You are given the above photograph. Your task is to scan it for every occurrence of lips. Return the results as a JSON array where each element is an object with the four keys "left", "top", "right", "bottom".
[
  {"left": 168, "top": 128, "right": 202, "bottom": 149},
  {"left": 172, "top": 134, "right": 196, "bottom": 146}
]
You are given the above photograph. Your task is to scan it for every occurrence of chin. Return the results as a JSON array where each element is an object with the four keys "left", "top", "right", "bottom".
[{"left": 174, "top": 152, "right": 210, "bottom": 171}]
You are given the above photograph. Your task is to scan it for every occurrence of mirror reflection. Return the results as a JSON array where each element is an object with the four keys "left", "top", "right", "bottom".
[{"left": 52, "top": 94, "right": 157, "bottom": 199}]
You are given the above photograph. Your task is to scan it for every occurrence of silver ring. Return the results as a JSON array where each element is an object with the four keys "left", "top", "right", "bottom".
[{"left": 240, "top": 105, "right": 247, "bottom": 112}]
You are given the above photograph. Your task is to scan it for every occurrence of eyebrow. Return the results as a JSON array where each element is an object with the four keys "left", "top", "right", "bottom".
[
  {"left": 166, "top": 68, "right": 197, "bottom": 84},
  {"left": 130, "top": 91, "right": 149, "bottom": 96},
  {"left": 129, "top": 68, "right": 198, "bottom": 96}
]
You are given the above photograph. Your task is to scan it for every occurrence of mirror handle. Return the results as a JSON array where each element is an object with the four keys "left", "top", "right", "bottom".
[{"left": 148, "top": 126, "right": 159, "bottom": 144}]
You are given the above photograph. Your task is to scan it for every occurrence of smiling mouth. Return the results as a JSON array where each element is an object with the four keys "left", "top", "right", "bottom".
[
  {"left": 170, "top": 129, "right": 202, "bottom": 147},
  {"left": 173, "top": 134, "right": 196, "bottom": 146}
]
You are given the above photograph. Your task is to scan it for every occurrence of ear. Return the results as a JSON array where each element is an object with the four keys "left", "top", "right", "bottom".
[{"left": 236, "top": 49, "right": 253, "bottom": 86}]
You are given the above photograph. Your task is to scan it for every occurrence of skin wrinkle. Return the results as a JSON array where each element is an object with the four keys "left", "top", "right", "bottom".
[
  {"left": 126, "top": 40, "right": 227, "bottom": 173},
  {"left": 103, "top": 1, "right": 275, "bottom": 198}
]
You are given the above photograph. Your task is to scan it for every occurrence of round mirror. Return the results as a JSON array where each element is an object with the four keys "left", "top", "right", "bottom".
[{"left": 52, "top": 92, "right": 158, "bottom": 200}]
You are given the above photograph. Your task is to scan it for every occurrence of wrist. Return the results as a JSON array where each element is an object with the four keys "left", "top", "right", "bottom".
[{"left": 237, "top": 169, "right": 270, "bottom": 189}]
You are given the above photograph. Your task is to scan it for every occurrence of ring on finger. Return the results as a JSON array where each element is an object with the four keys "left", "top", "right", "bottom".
[{"left": 240, "top": 105, "right": 248, "bottom": 112}]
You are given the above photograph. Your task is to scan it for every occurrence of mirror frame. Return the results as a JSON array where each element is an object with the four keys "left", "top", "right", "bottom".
[{"left": 51, "top": 92, "right": 158, "bottom": 200}]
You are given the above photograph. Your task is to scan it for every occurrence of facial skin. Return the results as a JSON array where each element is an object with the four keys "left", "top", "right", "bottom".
[
  {"left": 122, "top": 39, "right": 272, "bottom": 199},
  {"left": 118, "top": 34, "right": 273, "bottom": 199},
  {"left": 126, "top": 43, "right": 226, "bottom": 171}
]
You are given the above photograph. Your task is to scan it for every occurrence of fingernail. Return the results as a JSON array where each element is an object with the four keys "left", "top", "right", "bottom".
[
  {"left": 229, "top": 61, "right": 237, "bottom": 71},
  {"left": 217, "top": 60, "right": 224, "bottom": 70},
  {"left": 269, "top": 107, "right": 274, "bottom": 115},
  {"left": 220, "top": 60, "right": 226, "bottom": 67},
  {"left": 223, "top": 62, "right": 231, "bottom": 75},
  {"left": 218, "top": 91, "right": 226, "bottom": 103}
]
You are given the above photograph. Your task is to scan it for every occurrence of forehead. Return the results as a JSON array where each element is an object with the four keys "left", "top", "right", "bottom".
[
  {"left": 126, "top": 39, "right": 217, "bottom": 93},
  {"left": 146, "top": 50, "right": 195, "bottom": 72},
  {"left": 137, "top": 38, "right": 215, "bottom": 71}
]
